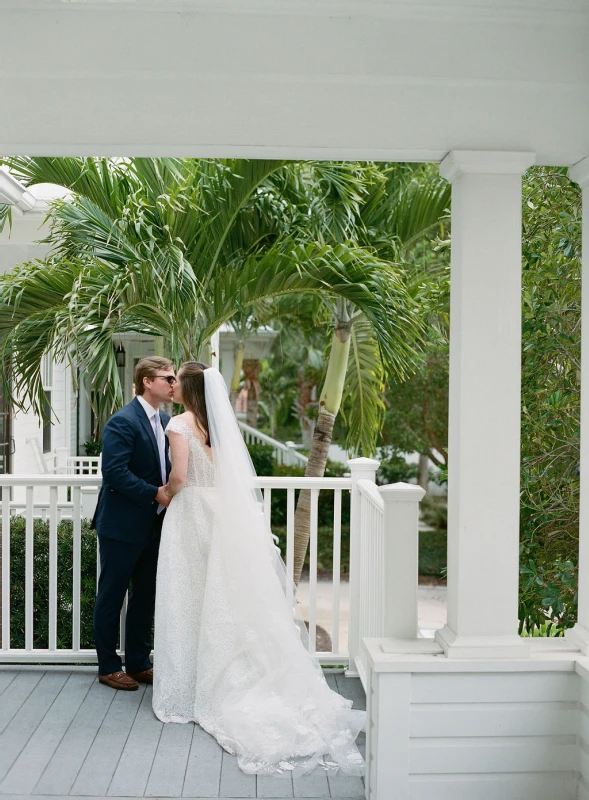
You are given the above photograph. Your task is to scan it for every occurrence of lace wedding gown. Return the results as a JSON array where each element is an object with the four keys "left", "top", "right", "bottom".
[{"left": 152, "top": 415, "right": 365, "bottom": 776}]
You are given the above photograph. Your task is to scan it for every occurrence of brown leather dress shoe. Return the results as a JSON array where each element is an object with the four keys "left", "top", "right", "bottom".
[
  {"left": 98, "top": 671, "right": 139, "bottom": 691},
  {"left": 126, "top": 667, "right": 153, "bottom": 685}
]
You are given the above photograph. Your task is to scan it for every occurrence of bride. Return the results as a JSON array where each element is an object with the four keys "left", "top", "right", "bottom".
[{"left": 152, "top": 361, "right": 365, "bottom": 776}]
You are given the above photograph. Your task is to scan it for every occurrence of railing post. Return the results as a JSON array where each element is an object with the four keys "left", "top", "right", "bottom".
[
  {"left": 347, "top": 456, "right": 380, "bottom": 676},
  {"left": 55, "top": 447, "right": 69, "bottom": 474},
  {"left": 285, "top": 441, "right": 297, "bottom": 466},
  {"left": 380, "top": 482, "right": 425, "bottom": 639},
  {"left": 55, "top": 447, "right": 69, "bottom": 502}
]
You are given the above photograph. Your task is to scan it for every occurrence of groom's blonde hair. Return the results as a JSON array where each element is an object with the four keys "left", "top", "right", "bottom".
[{"left": 134, "top": 356, "right": 175, "bottom": 396}]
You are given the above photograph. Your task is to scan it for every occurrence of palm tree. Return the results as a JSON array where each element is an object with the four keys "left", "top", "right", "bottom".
[
  {"left": 262, "top": 163, "right": 451, "bottom": 582},
  {"left": 0, "top": 157, "right": 423, "bottom": 442}
]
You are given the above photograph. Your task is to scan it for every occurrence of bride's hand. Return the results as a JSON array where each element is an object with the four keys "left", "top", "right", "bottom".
[{"left": 156, "top": 485, "right": 172, "bottom": 507}]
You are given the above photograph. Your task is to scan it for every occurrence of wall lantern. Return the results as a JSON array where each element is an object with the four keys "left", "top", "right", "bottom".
[{"left": 114, "top": 342, "right": 126, "bottom": 368}]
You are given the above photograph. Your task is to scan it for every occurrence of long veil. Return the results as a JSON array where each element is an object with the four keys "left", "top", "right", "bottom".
[{"left": 204, "top": 367, "right": 365, "bottom": 775}]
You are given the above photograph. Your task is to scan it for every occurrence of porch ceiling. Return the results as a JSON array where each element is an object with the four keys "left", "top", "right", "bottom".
[{"left": 0, "top": 0, "right": 587, "bottom": 165}]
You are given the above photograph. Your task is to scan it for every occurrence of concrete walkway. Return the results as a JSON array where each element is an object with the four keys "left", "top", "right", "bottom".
[{"left": 296, "top": 580, "right": 447, "bottom": 647}]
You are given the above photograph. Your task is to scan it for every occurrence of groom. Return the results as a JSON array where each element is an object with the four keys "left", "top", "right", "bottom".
[{"left": 92, "top": 356, "right": 175, "bottom": 690}]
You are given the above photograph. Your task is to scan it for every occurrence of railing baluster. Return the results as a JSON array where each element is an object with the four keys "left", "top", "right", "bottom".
[
  {"left": 2, "top": 485, "right": 11, "bottom": 650},
  {"left": 49, "top": 485, "right": 58, "bottom": 651},
  {"left": 0, "top": 473, "right": 359, "bottom": 666},
  {"left": 263, "top": 488, "right": 271, "bottom": 526},
  {"left": 72, "top": 485, "right": 81, "bottom": 652},
  {"left": 286, "top": 488, "right": 295, "bottom": 605},
  {"left": 25, "top": 486, "right": 34, "bottom": 651},
  {"left": 308, "top": 488, "right": 319, "bottom": 653},
  {"left": 331, "top": 489, "right": 342, "bottom": 654}
]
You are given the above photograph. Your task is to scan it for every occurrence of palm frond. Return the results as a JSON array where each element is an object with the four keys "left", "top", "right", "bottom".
[{"left": 340, "top": 315, "right": 386, "bottom": 456}]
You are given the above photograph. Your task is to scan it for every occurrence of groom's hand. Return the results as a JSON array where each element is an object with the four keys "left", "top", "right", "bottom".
[{"left": 156, "top": 485, "right": 171, "bottom": 508}]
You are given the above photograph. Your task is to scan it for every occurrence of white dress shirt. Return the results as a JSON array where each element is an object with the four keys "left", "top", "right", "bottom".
[{"left": 137, "top": 394, "right": 167, "bottom": 512}]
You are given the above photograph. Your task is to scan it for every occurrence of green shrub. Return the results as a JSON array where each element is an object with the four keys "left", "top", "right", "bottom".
[
  {"left": 272, "top": 524, "right": 351, "bottom": 578},
  {"left": 420, "top": 495, "right": 447, "bottom": 531},
  {"left": 270, "top": 463, "right": 351, "bottom": 528},
  {"left": 8, "top": 516, "right": 97, "bottom": 650},
  {"left": 419, "top": 530, "right": 447, "bottom": 577},
  {"left": 376, "top": 450, "right": 418, "bottom": 486},
  {"left": 84, "top": 439, "right": 102, "bottom": 456},
  {"left": 246, "top": 443, "right": 275, "bottom": 476}
]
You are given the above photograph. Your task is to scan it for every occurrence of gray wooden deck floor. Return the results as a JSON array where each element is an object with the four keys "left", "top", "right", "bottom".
[{"left": 0, "top": 669, "right": 365, "bottom": 800}]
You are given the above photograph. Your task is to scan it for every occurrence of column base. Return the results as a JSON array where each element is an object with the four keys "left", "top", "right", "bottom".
[
  {"left": 435, "top": 625, "right": 531, "bottom": 659},
  {"left": 565, "top": 623, "right": 589, "bottom": 655}
]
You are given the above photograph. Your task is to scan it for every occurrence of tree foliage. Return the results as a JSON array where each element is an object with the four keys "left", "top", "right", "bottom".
[
  {"left": 519, "top": 166, "right": 582, "bottom": 633},
  {"left": 0, "top": 158, "right": 424, "bottom": 442}
]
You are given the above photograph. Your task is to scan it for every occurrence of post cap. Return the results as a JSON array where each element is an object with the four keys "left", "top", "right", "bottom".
[
  {"left": 379, "top": 482, "right": 426, "bottom": 502},
  {"left": 347, "top": 457, "right": 380, "bottom": 472}
]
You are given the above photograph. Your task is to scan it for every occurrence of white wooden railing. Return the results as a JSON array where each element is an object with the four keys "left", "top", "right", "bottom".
[
  {"left": 54, "top": 447, "right": 101, "bottom": 475},
  {"left": 238, "top": 421, "right": 309, "bottom": 466},
  {"left": 48, "top": 425, "right": 304, "bottom": 476},
  {"left": 0, "top": 461, "right": 425, "bottom": 671},
  {"left": 347, "top": 459, "right": 426, "bottom": 687}
]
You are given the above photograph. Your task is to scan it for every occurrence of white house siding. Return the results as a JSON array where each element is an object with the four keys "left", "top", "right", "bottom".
[{"left": 365, "top": 642, "right": 581, "bottom": 800}]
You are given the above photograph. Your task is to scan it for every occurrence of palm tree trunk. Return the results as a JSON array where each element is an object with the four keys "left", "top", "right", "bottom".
[
  {"left": 298, "top": 378, "right": 316, "bottom": 449},
  {"left": 301, "top": 416, "right": 315, "bottom": 450},
  {"left": 243, "top": 358, "right": 261, "bottom": 428},
  {"left": 229, "top": 341, "right": 245, "bottom": 409},
  {"left": 293, "top": 317, "right": 352, "bottom": 584},
  {"left": 418, "top": 454, "right": 429, "bottom": 492}
]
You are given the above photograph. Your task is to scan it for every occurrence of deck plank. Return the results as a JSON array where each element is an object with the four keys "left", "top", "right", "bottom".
[
  {"left": 324, "top": 672, "right": 338, "bottom": 693},
  {"left": 0, "top": 672, "right": 18, "bottom": 697},
  {"left": 0, "top": 672, "right": 69, "bottom": 785},
  {"left": 326, "top": 773, "right": 364, "bottom": 798},
  {"left": 257, "top": 772, "right": 294, "bottom": 798},
  {"left": 0, "top": 671, "right": 44, "bottom": 735},
  {"left": 326, "top": 672, "right": 365, "bottom": 798},
  {"left": 182, "top": 724, "right": 222, "bottom": 798},
  {"left": 219, "top": 750, "right": 256, "bottom": 798},
  {"left": 144, "top": 716, "right": 193, "bottom": 797},
  {"left": 0, "top": 796, "right": 364, "bottom": 800},
  {"left": 107, "top": 687, "right": 163, "bottom": 797},
  {"left": 70, "top": 684, "right": 145, "bottom": 796},
  {"left": 0, "top": 672, "right": 94, "bottom": 796},
  {"left": 333, "top": 675, "right": 366, "bottom": 711},
  {"left": 33, "top": 679, "right": 116, "bottom": 796},
  {"left": 292, "top": 768, "right": 330, "bottom": 798},
  {"left": 0, "top": 669, "right": 366, "bottom": 799}
]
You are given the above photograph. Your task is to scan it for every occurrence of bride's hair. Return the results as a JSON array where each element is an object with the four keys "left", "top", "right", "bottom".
[{"left": 178, "top": 361, "right": 211, "bottom": 446}]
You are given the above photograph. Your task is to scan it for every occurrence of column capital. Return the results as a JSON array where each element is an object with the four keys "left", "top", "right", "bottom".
[
  {"left": 439, "top": 150, "right": 536, "bottom": 183},
  {"left": 569, "top": 156, "right": 589, "bottom": 189}
]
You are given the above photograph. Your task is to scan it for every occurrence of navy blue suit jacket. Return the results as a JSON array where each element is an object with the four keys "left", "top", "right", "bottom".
[{"left": 92, "top": 398, "right": 171, "bottom": 543}]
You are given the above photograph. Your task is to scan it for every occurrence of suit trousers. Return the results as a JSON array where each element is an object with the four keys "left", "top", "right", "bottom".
[{"left": 93, "top": 515, "right": 163, "bottom": 675}]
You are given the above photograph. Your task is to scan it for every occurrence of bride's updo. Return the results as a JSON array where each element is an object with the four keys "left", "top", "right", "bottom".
[{"left": 178, "top": 361, "right": 211, "bottom": 446}]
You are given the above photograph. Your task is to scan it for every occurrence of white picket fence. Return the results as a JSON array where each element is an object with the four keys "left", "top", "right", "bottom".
[{"left": 0, "top": 460, "right": 424, "bottom": 678}]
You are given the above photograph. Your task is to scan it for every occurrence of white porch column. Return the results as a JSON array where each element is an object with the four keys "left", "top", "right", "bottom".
[
  {"left": 436, "top": 151, "right": 535, "bottom": 659},
  {"left": 566, "top": 157, "right": 589, "bottom": 654}
]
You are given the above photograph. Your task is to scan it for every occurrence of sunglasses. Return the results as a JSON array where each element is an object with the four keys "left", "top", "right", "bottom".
[{"left": 153, "top": 375, "right": 177, "bottom": 385}]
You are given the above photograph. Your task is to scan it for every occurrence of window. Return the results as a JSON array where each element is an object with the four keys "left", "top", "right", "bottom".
[
  {"left": 41, "top": 353, "right": 53, "bottom": 454},
  {"left": 0, "top": 358, "right": 11, "bottom": 474},
  {"left": 42, "top": 391, "right": 52, "bottom": 454}
]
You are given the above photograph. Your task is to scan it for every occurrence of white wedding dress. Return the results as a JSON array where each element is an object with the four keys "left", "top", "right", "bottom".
[{"left": 152, "top": 369, "right": 365, "bottom": 776}]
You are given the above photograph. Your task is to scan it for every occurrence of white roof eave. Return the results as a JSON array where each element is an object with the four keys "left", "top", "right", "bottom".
[{"left": 0, "top": 167, "right": 36, "bottom": 211}]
